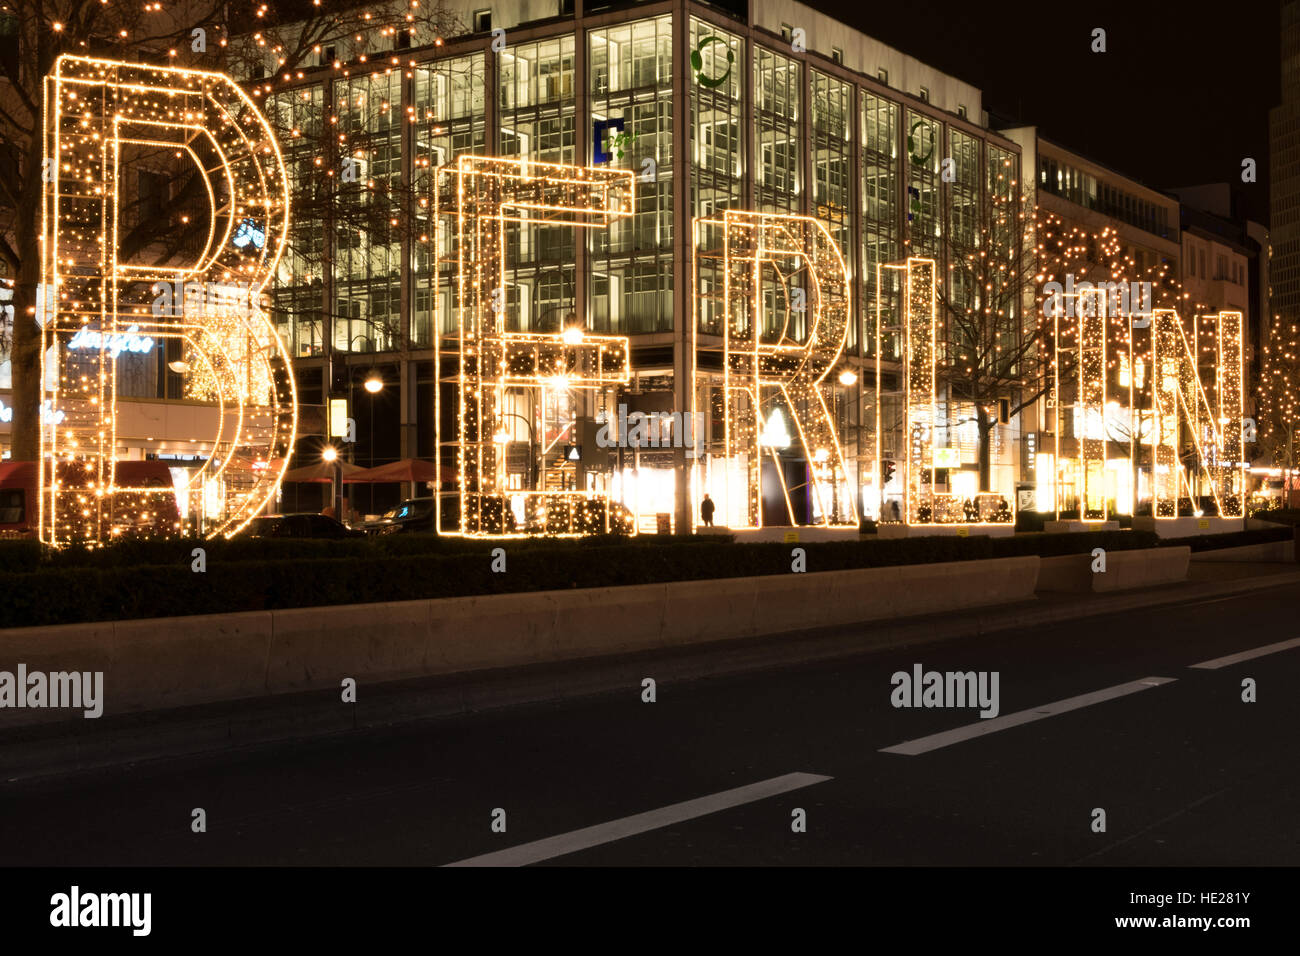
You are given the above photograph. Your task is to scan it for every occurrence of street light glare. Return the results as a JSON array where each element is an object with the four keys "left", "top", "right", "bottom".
[
  {"left": 322, "top": 446, "right": 338, "bottom": 462},
  {"left": 364, "top": 372, "right": 384, "bottom": 393}
]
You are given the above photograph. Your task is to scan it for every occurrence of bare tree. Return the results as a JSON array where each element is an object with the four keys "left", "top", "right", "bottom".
[
  {"left": 935, "top": 188, "right": 1040, "bottom": 491},
  {"left": 936, "top": 189, "right": 1184, "bottom": 493}
]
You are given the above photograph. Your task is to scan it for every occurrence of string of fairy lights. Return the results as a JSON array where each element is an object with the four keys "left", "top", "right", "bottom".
[
  {"left": 691, "top": 210, "right": 856, "bottom": 530},
  {"left": 1260, "top": 313, "right": 1300, "bottom": 460},
  {"left": 1149, "top": 308, "right": 1245, "bottom": 518},
  {"left": 435, "top": 155, "right": 633, "bottom": 537},
  {"left": 39, "top": 55, "right": 295, "bottom": 547}
]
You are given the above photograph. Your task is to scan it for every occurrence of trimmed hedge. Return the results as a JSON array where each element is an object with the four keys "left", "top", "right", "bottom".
[
  {"left": 1253, "top": 509, "right": 1300, "bottom": 527},
  {"left": 0, "top": 528, "right": 1180, "bottom": 629},
  {"left": 0, "top": 527, "right": 731, "bottom": 575}
]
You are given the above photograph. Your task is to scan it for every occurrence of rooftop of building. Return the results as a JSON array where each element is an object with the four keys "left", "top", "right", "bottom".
[{"left": 1006, "top": 129, "right": 1181, "bottom": 208}]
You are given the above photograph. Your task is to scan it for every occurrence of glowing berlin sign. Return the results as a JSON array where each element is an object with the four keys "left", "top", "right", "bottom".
[
  {"left": 693, "top": 210, "right": 856, "bottom": 529},
  {"left": 434, "top": 156, "right": 633, "bottom": 537},
  {"left": 39, "top": 55, "right": 297, "bottom": 546}
]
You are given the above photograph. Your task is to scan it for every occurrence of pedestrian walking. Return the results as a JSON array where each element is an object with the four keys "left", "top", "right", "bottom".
[{"left": 701, "top": 493, "right": 716, "bottom": 527}]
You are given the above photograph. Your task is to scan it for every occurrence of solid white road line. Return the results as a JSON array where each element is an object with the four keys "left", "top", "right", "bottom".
[
  {"left": 442, "top": 772, "right": 833, "bottom": 867},
  {"left": 1189, "top": 636, "right": 1300, "bottom": 670},
  {"left": 879, "top": 677, "right": 1178, "bottom": 756}
]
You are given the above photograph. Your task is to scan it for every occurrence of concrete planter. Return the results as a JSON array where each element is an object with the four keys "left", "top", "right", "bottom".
[
  {"left": 1132, "top": 516, "right": 1246, "bottom": 537},
  {"left": 877, "top": 523, "right": 1016, "bottom": 538}
]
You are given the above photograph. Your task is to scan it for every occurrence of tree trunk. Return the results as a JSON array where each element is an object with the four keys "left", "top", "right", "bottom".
[
  {"left": 1131, "top": 446, "right": 1141, "bottom": 516},
  {"left": 976, "top": 403, "right": 992, "bottom": 492},
  {"left": 9, "top": 131, "right": 44, "bottom": 463}
]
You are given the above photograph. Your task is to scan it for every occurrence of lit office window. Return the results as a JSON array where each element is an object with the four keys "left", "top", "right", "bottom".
[
  {"left": 906, "top": 109, "right": 941, "bottom": 254},
  {"left": 861, "top": 91, "right": 898, "bottom": 358},
  {"left": 415, "top": 54, "right": 486, "bottom": 342},
  {"left": 267, "top": 83, "right": 326, "bottom": 357},
  {"left": 811, "top": 70, "right": 852, "bottom": 262},
  {"left": 754, "top": 46, "right": 800, "bottom": 213},
  {"left": 589, "top": 16, "right": 674, "bottom": 335},
  {"left": 948, "top": 128, "right": 979, "bottom": 247},
  {"left": 690, "top": 18, "right": 743, "bottom": 337},
  {"left": 333, "top": 70, "right": 403, "bottom": 354},
  {"left": 498, "top": 36, "right": 578, "bottom": 334}
]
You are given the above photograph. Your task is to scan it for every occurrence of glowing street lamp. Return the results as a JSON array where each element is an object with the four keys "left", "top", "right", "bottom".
[
  {"left": 838, "top": 369, "right": 858, "bottom": 387},
  {"left": 364, "top": 371, "right": 384, "bottom": 394}
]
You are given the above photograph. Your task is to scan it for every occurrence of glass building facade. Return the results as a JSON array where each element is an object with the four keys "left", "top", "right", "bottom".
[{"left": 264, "top": 1, "right": 1023, "bottom": 524}]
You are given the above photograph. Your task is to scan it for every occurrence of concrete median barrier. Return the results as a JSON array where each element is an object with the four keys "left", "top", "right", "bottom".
[
  {"left": 1190, "top": 540, "right": 1293, "bottom": 562},
  {"left": 1037, "top": 547, "right": 1190, "bottom": 593},
  {"left": 0, "top": 556, "right": 1040, "bottom": 726}
]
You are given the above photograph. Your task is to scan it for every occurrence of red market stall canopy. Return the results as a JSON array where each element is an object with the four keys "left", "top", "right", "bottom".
[
  {"left": 281, "top": 460, "right": 367, "bottom": 483},
  {"left": 343, "top": 459, "right": 449, "bottom": 484}
]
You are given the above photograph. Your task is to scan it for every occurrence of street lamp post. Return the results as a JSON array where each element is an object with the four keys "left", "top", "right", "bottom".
[
  {"left": 322, "top": 445, "right": 342, "bottom": 519},
  {"left": 363, "top": 370, "right": 384, "bottom": 509},
  {"left": 835, "top": 368, "right": 858, "bottom": 524}
]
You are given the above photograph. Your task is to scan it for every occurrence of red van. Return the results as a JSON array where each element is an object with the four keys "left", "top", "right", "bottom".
[{"left": 0, "top": 460, "right": 184, "bottom": 539}]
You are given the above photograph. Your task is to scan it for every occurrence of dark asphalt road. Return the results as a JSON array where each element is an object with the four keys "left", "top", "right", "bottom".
[{"left": 1, "top": 582, "right": 1298, "bottom": 866}]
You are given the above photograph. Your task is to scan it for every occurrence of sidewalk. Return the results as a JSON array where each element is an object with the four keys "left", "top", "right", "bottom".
[{"left": 4, "top": 560, "right": 1299, "bottom": 783}]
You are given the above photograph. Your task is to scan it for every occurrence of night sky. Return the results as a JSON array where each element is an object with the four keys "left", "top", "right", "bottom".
[{"left": 807, "top": 0, "right": 1282, "bottom": 223}]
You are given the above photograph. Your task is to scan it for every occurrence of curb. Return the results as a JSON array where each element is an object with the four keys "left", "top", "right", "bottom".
[{"left": 5, "top": 567, "right": 1300, "bottom": 783}]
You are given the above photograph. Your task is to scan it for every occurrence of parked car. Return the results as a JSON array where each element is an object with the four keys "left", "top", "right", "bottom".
[
  {"left": 245, "top": 513, "right": 365, "bottom": 539},
  {"left": 368, "top": 496, "right": 436, "bottom": 535}
]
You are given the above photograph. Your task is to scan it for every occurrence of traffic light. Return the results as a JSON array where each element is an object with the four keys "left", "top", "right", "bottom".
[{"left": 880, "top": 459, "right": 896, "bottom": 485}]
